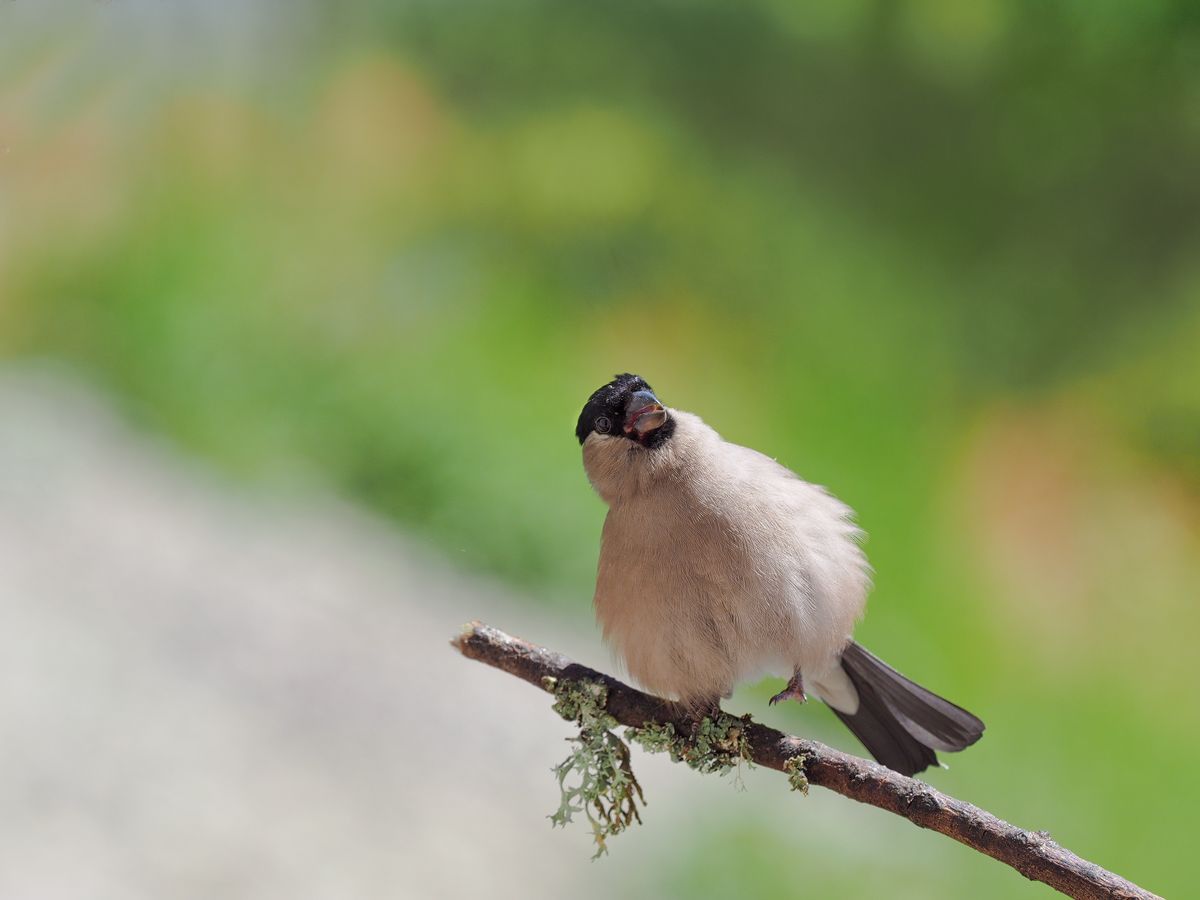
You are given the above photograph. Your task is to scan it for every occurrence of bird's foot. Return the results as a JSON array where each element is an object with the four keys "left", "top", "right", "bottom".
[
  {"left": 684, "top": 699, "right": 723, "bottom": 739},
  {"left": 769, "top": 673, "right": 807, "bottom": 706}
]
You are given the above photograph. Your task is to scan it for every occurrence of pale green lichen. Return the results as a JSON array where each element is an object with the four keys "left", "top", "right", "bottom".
[
  {"left": 784, "top": 754, "right": 809, "bottom": 795},
  {"left": 543, "top": 677, "right": 765, "bottom": 856},
  {"left": 626, "top": 712, "right": 755, "bottom": 778},
  {"left": 544, "top": 677, "right": 644, "bottom": 858}
]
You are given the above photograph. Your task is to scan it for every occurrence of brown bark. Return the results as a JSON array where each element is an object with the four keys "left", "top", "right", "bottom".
[{"left": 453, "top": 621, "right": 1163, "bottom": 900}]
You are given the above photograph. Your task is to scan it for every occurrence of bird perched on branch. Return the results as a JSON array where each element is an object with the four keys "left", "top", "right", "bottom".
[{"left": 576, "top": 373, "right": 984, "bottom": 776}]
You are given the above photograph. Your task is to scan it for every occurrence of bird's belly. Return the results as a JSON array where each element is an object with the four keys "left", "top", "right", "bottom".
[
  {"left": 595, "top": 530, "right": 801, "bottom": 703},
  {"left": 594, "top": 507, "right": 855, "bottom": 704}
]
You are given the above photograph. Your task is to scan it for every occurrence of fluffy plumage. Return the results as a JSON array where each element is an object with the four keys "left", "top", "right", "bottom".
[{"left": 577, "top": 374, "right": 984, "bottom": 775}]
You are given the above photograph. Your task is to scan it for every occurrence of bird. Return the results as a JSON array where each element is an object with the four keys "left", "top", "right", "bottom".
[{"left": 575, "top": 373, "right": 984, "bottom": 776}]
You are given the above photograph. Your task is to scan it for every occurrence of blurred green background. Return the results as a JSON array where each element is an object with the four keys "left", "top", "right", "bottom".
[{"left": 3, "top": 0, "right": 1199, "bottom": 896}]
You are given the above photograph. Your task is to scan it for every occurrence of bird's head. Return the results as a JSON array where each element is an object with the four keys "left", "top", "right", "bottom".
[
  {"left": 576, "top": 374, "right": 677, "bottom": 504},
  {"left": 575, "top": 374, "right": 672, "bottom": 448}
]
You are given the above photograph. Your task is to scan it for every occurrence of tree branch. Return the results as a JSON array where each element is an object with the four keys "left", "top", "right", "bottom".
[{"left": 452, "top": 621, "right": 1162, "bottom": 900}]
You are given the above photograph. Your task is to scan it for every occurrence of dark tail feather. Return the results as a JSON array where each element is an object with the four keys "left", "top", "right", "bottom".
[
  {"left": 829, "top": 641, "right": 985, "bottom": 777},
  {"left": 829, "top": 664, "right": 939, "bottom": 776}
]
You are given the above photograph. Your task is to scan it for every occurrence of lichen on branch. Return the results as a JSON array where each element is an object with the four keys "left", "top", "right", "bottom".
[
  {"left": 784, "top": 754, "right": 809, "bottom": 795},
  {"left": 544, "top": 676, "right": 644, "bottom": 857},
  {"left": 544, "top": 673, "right": 759, "bottom": 855},
  {"left": 626, "top": 713, "right": 755, "bottom": 778}
]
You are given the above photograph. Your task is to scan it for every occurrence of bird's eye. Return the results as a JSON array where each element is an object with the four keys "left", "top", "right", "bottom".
[{"left": 595, "top": 416, "right": 612, "bottom": 434}]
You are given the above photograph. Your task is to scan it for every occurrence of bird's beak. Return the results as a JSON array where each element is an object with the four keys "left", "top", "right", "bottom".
[{"left": 623, "top": 390, "right": 666, "bottom": 436}]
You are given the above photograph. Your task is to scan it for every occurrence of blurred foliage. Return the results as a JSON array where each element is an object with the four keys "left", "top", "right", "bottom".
[{"left": 3, "top": 0, "right": 1200, "bottom": 897}]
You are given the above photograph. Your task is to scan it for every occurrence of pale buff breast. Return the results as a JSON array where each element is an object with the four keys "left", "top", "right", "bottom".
[{"left": 583, "top": 410, "right": 871, "bottom": 707}]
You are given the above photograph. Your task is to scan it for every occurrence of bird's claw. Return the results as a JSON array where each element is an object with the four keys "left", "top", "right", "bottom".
[{"left": 769, "top": 674, "right": 807, "bottom": 706}]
